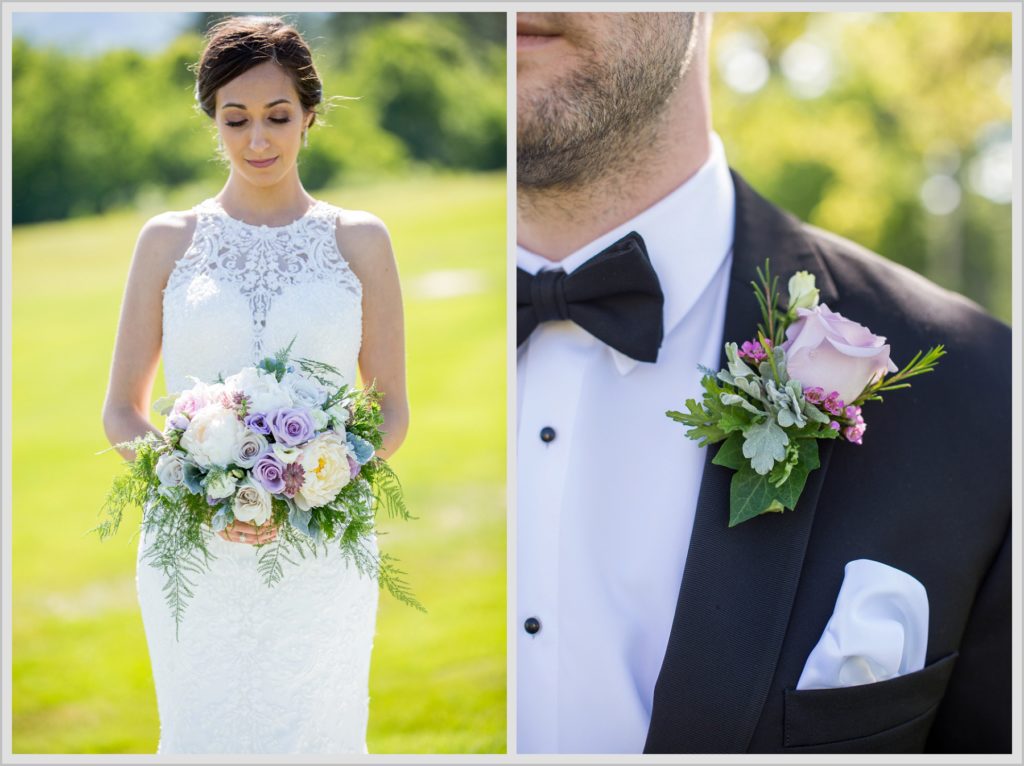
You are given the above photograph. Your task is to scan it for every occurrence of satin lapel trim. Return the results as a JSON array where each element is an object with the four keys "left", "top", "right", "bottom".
[{"left": 645, "top": 171, "right": 839, "bottom": 753}]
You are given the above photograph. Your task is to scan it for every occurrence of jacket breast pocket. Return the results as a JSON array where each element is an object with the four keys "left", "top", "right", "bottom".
[{"left": 783, "top": 652, "right": 958, "bottom": 753}]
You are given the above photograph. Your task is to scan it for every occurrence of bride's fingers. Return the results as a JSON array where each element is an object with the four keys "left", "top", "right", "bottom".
[{"left": 221, "top": 527, "right": 278, "bottom": 544}]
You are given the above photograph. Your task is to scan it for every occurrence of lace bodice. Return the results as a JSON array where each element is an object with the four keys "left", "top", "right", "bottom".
[
  {"left": 140, "top": 196, "right": 377, "bottom": 753},
  {"left": 162, "top": 198, "right": 362, "bottom": 393}
]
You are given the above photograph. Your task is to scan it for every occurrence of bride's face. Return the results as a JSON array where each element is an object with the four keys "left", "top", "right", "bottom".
[{"left": 214, "top": 61, "right": 313, "bottom": 188}]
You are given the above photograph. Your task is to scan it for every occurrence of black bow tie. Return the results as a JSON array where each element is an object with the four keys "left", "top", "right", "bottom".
[{"left": 517, "top": 231, "right": 665, "bottom": 363}]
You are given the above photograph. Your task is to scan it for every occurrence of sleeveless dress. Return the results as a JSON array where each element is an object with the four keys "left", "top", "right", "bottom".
[{"left": 135, "top": 198, "right": 378, "bottom": 754}]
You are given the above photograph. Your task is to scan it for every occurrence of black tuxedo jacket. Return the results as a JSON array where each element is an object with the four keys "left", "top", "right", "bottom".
[{"left": 643, "top": 173, "right": 1011, "bottom": 754}]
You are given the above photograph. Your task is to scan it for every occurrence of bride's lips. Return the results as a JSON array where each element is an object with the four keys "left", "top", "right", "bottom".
[
  {"left": 246, "top": 157, "right": 278, "bottom": 169},
  {"left": 517, "top": 20, "right": 561, "bottom": 50}
]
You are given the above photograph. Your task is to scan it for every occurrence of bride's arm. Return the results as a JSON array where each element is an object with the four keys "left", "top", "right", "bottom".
[
  {"left": 102, "top": 213, "right": 195, "bottom": 461},
  {"left": 338, "top": 213, "right": 409, "bottom": 460}
]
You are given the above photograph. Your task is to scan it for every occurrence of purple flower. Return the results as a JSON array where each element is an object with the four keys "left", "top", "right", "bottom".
[
  {"left": 348, "top": 455, "right": 361, "bottom": 479},
  {"left": 167, "top": 413, "right": 190, "bottom": 432},
  {"left": 282, "top": 462, "right": 305, "bottom": 498},
  {"left": 844, "top": 404, "right": 862, "bottom": 420},
  {"left": 252, "top": 452, "right": 286, "bottom": 494},
  {"left": 245, "top": 412, "right": 272, "bottom": 435},
  {"left": 829, "top": 420, "right": 841, "bottom": 432},
  {"left": 269, "top": 408, "right": 316, "bottom": 446}
]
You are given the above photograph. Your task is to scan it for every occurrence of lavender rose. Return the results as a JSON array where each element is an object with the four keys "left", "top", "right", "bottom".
[
  {"left": 244, "top": 412, "right": 271, "bottom": 435},
  {"left": 166, "top": 413, "right": 190, "bottom": 432},
  {"left": 269, "top": 407, "right": 316, "bottom": 447},
  {"left": 235, "top": 431, "right": 269, "bottom": 469},
  {"left": 155, "top": 451, "right": 186, "bottom": 488},
  {"left": 782, "top": 304, "right": 898, "bottom": 404},
  {"left": 253, "top": 452, "right": 287, "bottom": 494}
]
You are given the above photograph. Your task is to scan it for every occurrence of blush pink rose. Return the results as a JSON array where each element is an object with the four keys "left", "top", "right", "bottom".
[{"left": 781, "top": 304, "right": 898, "bottom": 404}]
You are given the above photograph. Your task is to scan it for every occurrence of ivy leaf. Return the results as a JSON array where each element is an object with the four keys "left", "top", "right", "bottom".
[
  {"left": 729, "top": 466, "right": 783, "bottom": 527},
  {"left": 742, "top": 418, "right": 789, "bottom": 475},
  {"left": 712, "top": 431, "right": 746, "bottom": 470},
  {"left": 727, "top": 439, "right": 821, "bottom": 526},
  {"left": 771, "top": 439, "right": 820, "bottom": 509}
]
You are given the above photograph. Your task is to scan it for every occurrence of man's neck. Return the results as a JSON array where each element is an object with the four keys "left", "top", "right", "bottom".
[{"left": 518, "top": 54, "right": 712, "bottom": 262}]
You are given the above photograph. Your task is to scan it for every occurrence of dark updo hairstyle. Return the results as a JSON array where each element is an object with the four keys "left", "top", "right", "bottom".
[{"left": 195, "top": 16, "right": 322, "bottom": 126}]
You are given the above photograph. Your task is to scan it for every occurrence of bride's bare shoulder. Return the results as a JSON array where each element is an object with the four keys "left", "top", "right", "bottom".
[
  {"left": 133, "top": 209, "right": 198, "bottom": 280},
  {"left": 331, "top": 207, "right": 394, "bottom": 276}
]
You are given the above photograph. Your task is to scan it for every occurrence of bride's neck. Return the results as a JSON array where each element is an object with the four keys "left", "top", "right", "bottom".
[{"left": 217, "top": 172, "right": 314, "bottom": 225}]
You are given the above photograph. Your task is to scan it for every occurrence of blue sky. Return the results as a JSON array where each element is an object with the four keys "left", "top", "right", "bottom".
[{"left": 12, "top": 12, "right": 199, "bottom": 54}]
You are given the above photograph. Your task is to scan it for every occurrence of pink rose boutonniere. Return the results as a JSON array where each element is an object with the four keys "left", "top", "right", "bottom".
[{"left": 668, "top": 262, "right": 944, "bottom": 527}]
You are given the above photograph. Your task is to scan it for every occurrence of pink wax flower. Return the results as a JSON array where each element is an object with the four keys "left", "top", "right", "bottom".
[
  {"left": 803, "top": 386, "right": 826, "bottom": 404},
  {"left": 738, "top": 338, "right": 772, "bottom": 363},
  {"left": 823, "top": 392, "right": 845, "bottom": 417}
]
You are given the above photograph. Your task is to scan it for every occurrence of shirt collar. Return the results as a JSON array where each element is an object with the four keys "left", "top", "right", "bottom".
[{"left": 518, "top": 133, "right": 736, "bottom": 375}]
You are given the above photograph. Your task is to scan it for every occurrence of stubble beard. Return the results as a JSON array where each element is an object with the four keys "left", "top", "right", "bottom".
[{"left": 518, "top": 14, "right": 698, "bottom": 195}]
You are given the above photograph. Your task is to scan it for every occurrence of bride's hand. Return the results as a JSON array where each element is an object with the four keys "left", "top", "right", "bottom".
[{"left": 219, "top": 520, "right": 278, "bottom": 545}]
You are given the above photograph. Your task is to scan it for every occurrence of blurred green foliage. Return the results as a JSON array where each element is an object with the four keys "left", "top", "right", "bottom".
[
  {"left": 711, "top": 12, "right": 1012, "bottom": 322},
  {"left": 12, "top": 12, "right": 505, "bottom": 224}
]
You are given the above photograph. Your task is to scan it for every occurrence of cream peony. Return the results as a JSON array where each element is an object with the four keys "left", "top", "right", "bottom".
[
  {"left": 293, "top": 433, "right": 351, "bottom": 511},
  {"left": 232, "top": 477, "right": 273, "bottom": 525},
  {"left": 180, "top": 403, "right": 246, "bottom": 468}
]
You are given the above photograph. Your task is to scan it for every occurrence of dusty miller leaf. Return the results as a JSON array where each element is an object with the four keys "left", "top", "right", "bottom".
[{"left": 742, "top": 418, "right": 789, "bottom": 475}]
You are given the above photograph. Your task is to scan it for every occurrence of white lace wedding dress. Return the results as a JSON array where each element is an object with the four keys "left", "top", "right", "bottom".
[{"left": 135, "top": 198, "right": 378, "bottom": 753}]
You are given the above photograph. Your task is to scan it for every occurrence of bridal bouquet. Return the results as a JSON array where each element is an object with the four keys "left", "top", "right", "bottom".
[
  {"left": 668, "top": 262, "right": 944, "bottom": 527},
  {"left": 98, "top": 341, "right": 420, "bottom": 633}
]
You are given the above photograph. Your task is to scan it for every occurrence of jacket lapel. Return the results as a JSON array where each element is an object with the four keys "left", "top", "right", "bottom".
[{"left": 644, "top": 172, "right": 839, "bottom": 753}]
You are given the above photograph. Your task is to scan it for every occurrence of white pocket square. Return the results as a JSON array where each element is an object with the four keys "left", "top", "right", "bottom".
[{"left": 796, "top": 559, "right": 929, "bottom": 691}]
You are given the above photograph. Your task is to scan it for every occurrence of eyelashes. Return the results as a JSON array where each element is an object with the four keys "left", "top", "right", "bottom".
[{"left": 224, "top": 117, "right": 292, "bottom": 128}]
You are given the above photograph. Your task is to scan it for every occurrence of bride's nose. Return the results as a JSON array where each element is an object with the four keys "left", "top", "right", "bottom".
[{"left": 249, "top": 124, "right": 270, "bottom": 152}]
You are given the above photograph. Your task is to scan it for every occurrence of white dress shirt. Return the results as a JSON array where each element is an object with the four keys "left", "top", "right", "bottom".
[{"left": 517, "top": 134, "right": 736, "bottom": 754}]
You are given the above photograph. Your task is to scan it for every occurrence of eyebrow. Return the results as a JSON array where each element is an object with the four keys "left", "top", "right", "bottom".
[{"left": 221, "top": 98, "right": 292, "bottom": 110}]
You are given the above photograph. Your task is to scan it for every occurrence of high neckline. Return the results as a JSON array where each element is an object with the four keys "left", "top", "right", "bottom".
[{"left": 205, "top": 198, "right": 324, "bottom": 230}]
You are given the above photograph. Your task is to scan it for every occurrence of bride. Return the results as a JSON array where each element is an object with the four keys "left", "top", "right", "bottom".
[{"left": 101, "top": 16, "right": 408, "bottom": 754}]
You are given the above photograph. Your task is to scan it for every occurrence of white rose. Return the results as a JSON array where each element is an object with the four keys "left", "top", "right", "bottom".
[
  {"left": 224, "top": 367, "right": 292, "bottom": 413},
  {"left": 787, "top": 271, "right": 820, "bottom": 313},
  {"left": 325, "top": 403, "right": 350, "bottom": 429},
  {"left": 281, "top": 372, "right": 328, "bottom": 409},
  {"left": 155, "top": 451, "right": 185, "bottom": 487},
  {"left": 309, "top": 407, "right": 330, "bottom": 431},
  {"left": 272, "top": 443, "right": 302, "bottom": 464},
  {"left": 235, "top": 431, "right": 269, "bottom": 469},
  {"left": 180, "top": 404, "right": 246, "bottom": 468},
  {"left": 205, "top": 471, "right": 238, "bottom": 500},
  {"left": 293, "top": 433, "right": 351, "bottom": 511},
  {"left": 232, "top": 477, "right": 272, "bottom": 525}
]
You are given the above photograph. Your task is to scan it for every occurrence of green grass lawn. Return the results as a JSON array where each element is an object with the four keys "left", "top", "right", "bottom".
[{"left": 11, "top": 171, "right": 507, "bottom": 754}]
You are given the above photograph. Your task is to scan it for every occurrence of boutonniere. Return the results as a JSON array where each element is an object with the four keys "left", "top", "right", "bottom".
[{"left": 667, "top": 262, "right": 944, "bottom": 527}]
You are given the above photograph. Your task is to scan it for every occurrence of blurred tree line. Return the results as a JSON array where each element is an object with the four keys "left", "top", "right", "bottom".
[
  {"left": 12, "top": 12, "right": 505, "bottom": 224},
  {"left": 711, "top": 13, "right": 1012, "bottom": 322}
]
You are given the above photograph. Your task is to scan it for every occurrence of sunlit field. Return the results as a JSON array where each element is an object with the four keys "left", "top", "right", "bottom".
[{"left": 11, "top": 172, "right": 507, "bottom": 754}]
